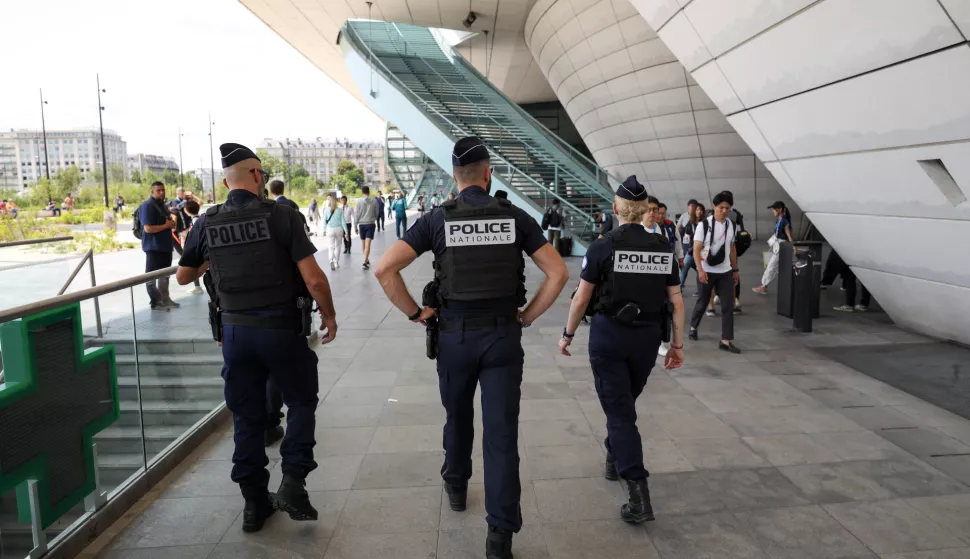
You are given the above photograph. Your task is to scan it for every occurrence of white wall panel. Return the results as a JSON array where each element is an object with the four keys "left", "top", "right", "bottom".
[
  {"left": 656, "top": 11, "right": 713, "bottom": 71},
  {"left": 716, "top": 0, "right": 963, "bottom": 108},
  {"left": 940, "top": 0, "right": 970, "bottom": 38},
  {"left": 682, "top": 0, "right": 816, "bottom": 57},
  {"left": 629, "top": 0, "right": 679, "bottom": 30},
  {"left": 691, "top": 61, "right": 745, "bottom": 115}
]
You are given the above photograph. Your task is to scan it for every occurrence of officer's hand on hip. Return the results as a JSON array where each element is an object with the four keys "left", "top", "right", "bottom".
[
  {"left": 413, "top": 306, "right": 437, "bottom": 326},
  {"left": 319, "top": 312, "right": 338, "bottom": 344},
  {"left": 664, "top": 347, "right": 684, "bottom": 370},
  {"left": 698, "top": 270, "right": 709, "bottom": 284}
]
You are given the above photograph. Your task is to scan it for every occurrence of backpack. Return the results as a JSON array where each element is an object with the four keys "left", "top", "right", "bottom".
[
  {"left": 549, "top": 208, "right": 563, "bottom": 228},
  {"left": 733, "top": 209, "right": 752, "bottom": 256},
  {"left": 132, "top": 205, "right": 143, "bottom": 240}
]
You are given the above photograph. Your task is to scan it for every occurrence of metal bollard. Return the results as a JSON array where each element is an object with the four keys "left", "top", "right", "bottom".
[{"left": 793, "top": 249, "right": 814, "bottom": 332}]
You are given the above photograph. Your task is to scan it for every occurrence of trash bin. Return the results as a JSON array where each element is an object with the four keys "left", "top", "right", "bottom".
[
  {"left": 777, "top": 242, "right": 821, "bottom": 319},
  {"left": 792, "top": 249, "right": 815, "bottom": 332}
]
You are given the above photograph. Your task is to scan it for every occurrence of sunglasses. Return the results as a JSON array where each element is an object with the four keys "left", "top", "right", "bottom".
[{"left": 249, "top": 168, "right": 269, "bottom": 183}]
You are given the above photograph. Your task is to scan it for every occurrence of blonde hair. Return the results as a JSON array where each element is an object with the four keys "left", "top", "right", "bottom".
[
  {"left": 614, "top": 197, "right": 648, "bottom": 224},
  {"left": 326, "top": 193, "right": 337, "bottom": 213}
]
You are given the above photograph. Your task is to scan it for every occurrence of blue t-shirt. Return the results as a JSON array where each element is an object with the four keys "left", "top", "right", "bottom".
[
  {"left": 377, "top": 197, "right": 385, "bottom": 212},
  {"left": 139, "top": 198, "right": 173, "bottom": 253},
  {"left": 392, "top": 198, "right": 407, "bottom": 218},
  {"left": 774, "top": 217, "right": 790, "bottom": 238}
]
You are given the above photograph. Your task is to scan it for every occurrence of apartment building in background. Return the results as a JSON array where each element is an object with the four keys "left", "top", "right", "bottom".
[
  {"left": 126, "top": 153, "right": 180, "bottom": 179},
  {"left": 258, "top": 137, "right": 391, "bottom": 188},
  {"left": 0, "top": 128, "right": 127, "bottom": 191}
]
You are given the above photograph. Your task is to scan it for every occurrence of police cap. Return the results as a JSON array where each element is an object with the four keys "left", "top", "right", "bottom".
[
  {"left": 220, "top": 143, "right": 259, "bottom": 168},
  {"left": 452, "top": 137, "right": 489, "bottom": 167},
  {"left": 616, "top": 175, "right": 648, "bottom": 201}
]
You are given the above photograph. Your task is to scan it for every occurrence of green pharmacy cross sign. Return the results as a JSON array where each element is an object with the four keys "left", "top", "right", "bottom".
[{"left": 0, "top": 303, "right": 119, "bottom": 529}]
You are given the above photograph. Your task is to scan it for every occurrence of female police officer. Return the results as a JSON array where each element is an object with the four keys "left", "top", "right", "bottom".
[{"left": 559, "top": 175, "right": 685, "bottom": 524}]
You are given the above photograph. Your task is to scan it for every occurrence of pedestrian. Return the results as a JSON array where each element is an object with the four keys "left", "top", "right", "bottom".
[
  {"left": 431, "top": 191, "right": 442, "bottom": 209},
  {"left": 62, "top": 194, "right": 74, "bottom": 212},
  {"left": 269, "top": 180, "right": 299, "bottom": 211},
  {"left": 354, "top": 186, "right": 379, "bottom": 269},
  {"left": 373, "top": 136, "right": 569, "bottom": 559},
  {"left": 391, "top": 191, "right": 408, "bottom": 239},
  {"left": 138, "top": 181, "right": 177, "bottom": 312},
  {"left": 493, "top": 190, "right": 508, "bottom": 200},
  {"left": 307, "top": 197, "right": 320, "bottom": 227},
  {"left": 322, "top": 193, "right": 345, "bottom": 270},
  {"left": 114, "top": 193, "right": 126, "bottom": 213},
  {"left": 657, "top": 202, "right": 684, "bottom": 266},
  {"left": 341, "top": 196, "right": 353, "bottom": 254},
  {"left": 676, "top": 199, "right": 698, "bottom": 239},
  {"left": 559, "top": 175, "right": 684, "bottom": 525},
  {"left": 175, "top": 142, "right": 338, "bottom": 533},
  {"left": 448, "top": 192, "right": 456, "bottom": 201},
  {"left": 386, "top": 192, "right": 394, "bottom": 218},
  {"left": 823, "top": 249, "right": 872, "bottom": 312},
  {"left": 417, "top": 195, "right": 426, "bottom": 218},
  {"left": 679, "top": 203, "right": 705, "bottom": 293},
  {"left": 688, "top": 191, "right": 741, "bottom": 353},
  {"left": 45, "top": 199, "right": 61, "bottom": 217},
  {"left": 182, "top": 199, "right": 204, "bottom": 295},
  {"left": 752, "top": 201, "right": 794, "bottom": 295},
  {"left": 376, "top": 193, "right": 386, "bottom": 232},
  {"left": 168, "top": 187, "right": 192, "bottom": 272},
  {"left": 542, "top": 199, "right": 565, "bottom": 253}
]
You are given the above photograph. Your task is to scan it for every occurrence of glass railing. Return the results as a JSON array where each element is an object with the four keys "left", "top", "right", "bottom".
[{"left": 0, "top": 266, "right": 226, "bottom": 558}]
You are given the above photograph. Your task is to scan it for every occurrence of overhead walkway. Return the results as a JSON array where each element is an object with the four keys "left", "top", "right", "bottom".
[
  {"left": 384, "top": 122, "right": 455, "bottom": 208},
  {"left": 342, "top": 21, "right": 620, "bottom": 245}
]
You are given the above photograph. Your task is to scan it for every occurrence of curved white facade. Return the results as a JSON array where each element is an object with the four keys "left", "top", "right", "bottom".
[
  {"left": 525, "top": 0, "right": 799, "bottom": 238},
  {"left": 632, "top": 0, "right": 970, "bottom": 343}
]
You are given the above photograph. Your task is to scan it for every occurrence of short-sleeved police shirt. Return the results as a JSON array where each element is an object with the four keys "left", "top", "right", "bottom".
[
  {"left": 581, "top": 223, "right": 680, "bottom": 287},
  {"left": 402, "top": 185, "right": 547, "bottom": 311},
  {"left": 178, "top": 190, "right": 316, "bottom": 268}
]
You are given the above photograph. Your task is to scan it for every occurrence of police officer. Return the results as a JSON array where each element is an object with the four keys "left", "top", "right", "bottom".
[
  {"left": 175, "top": 143, "right": 338, "bottom": 533},
  {"left": 373, "top": 137, "right": 569, "bottom": 558},
  {"left": 559, "top": 175, "right": 685, "bottom": 524}
]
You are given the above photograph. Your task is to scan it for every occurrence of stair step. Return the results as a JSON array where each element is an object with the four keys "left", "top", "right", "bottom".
[
  {"left": 115, "top": 354, "right": 224, "bottom": 380},
  {"left": 118, "top": 399, "right": 222, "bottom": 427},
  {"left": 86, "top": 337, "right": 221, "bottom": 356},
  {"left": 95, "top": 425, "right": 193, "bottom": 455},
  {"left": 117, "top": 375, "right": 224, "bottom": 401}
]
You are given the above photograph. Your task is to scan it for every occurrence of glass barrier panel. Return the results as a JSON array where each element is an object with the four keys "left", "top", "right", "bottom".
[{"left": 0, "top": 487, "right": 33, "bottom": 559}]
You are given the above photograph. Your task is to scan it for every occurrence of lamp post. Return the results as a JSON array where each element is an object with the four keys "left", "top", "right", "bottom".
[
  {"left": 178, "top": 127, "right": 184, "bottom": 188},
  {"left": 96, "top": 74, "right": 109, "bottom": 208},
  {"left": 208, "top": 113, "right": 216, "bottom": 200},
  {"left": 39, "top": 89, "right": 50, "bottom": 180}
]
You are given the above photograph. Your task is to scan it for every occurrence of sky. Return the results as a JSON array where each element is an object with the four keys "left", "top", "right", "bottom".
[{"left": 0, "top": 0, "right": 386, "bottom": 171}]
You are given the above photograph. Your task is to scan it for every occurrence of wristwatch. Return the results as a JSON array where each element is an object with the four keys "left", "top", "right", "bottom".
[
  {"left": 517, "top": 310, "right": 531, "bottom": 328},
  {"left": 562, "top": 328, "right": 574, "bottom": 339},
  {"left": 407, "top": 308, "right": 422, "bottom": 322}
]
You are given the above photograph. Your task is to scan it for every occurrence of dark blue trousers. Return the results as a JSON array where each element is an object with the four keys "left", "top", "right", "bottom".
[
  {"left": 437, "top": 316, "right": 524, "bottom": 533},
  {"left": 222, "top": 324, "right": 319, "bottom": 489},
  {"left": 589, "top": 314, "right": 661, "bottom": 481}
]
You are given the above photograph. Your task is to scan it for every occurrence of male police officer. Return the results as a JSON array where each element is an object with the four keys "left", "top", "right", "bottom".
[
  {"left": 374, "top": 137, "right": 569, "bottom": 558},
  {"left": 559, "top": 176, "right": 684, "bottom": 524},
  {"left": 175, "top": 143, "right": 338, "bottom": 533}
]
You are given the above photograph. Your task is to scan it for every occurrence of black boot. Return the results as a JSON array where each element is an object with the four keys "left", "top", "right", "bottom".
[
  {"left": 604, "top": 438, "right": 618, "bottom": 481},
  {"left": 241, "top": 486, "right": 275, "bottom": 533},
  {"left": 485, "top": 525, "right": 514, "bottom": 559},
  {"left": 264, "top": 425, "right": 284, "bottom": 447},
  {"left": 444, "top": 483, "right": 467, "bottom": 511},
  {"left": 620, "top": 479, "right": 655, "bottom": 524},
  {"left": 275, "top": 473, "right": 318, "bottom": 521}
]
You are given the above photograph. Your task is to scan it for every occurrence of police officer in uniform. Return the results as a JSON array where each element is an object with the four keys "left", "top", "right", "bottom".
[
  {"left": 373, "top": 137, "right": 569, "bottom": 558},
  {"left": 176, "top": 143, "right": 338, "bottom": 533},
  {"left": 558, "top": 176, "right": 684, "bottom": 524}
]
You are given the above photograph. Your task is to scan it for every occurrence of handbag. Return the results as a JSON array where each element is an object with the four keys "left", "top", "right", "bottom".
[{"left": 767, "top": 233, "right": 780, "bottom": 254}]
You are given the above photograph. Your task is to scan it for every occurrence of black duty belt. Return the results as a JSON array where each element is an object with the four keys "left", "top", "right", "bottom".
[
  {"left": 222, "top": 312, "right": 295, "bottom": 330},
  {"left": 438, "top": 315, "right": 516, "bottom": 332}
]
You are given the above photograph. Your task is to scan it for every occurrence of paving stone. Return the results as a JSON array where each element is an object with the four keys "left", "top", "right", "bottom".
[
  {"left": 315, "top": 404, "right": 384, "bottom": 428},
  {"left": 439, "top": 483, "right": 540, "bottom": 531},
  {"left": 735, "top": 505, "right": 871, "bottom": 559},
  {"left": 97, "top": 545, "right": 216, "bottom": 559},
  {"left": 522, "top": 419, "right": 596, "bottom": 447},
  {"left": 322, "top": 531, "right": 437, "bottom": 559},
  {"left": 837, "top": 406, "right": 921, "bottom": 430},
  {"left": 743, "top": 434, "right": 844, "bottom": 466},
  {"left": 646, "top": 410, "right": 740, "bottom": 440},
  {"left": 519, "top": 399, "right": 585, "bottom": 421},
  {"left": 521, "top": 382, "right": 575, "bottom": 400},
  {"left": 378, "top": 402, "right": 444, "bottom": 426},
  {"left": 333, "top": 370, "right": 398, "bottom": 388},
  {"left": 702, "top": 468, "right": 812, "bottom": 511},
  {"left": 880, "top": 428, "right": 970, "bottom": 459},
  {"left": 525, "top": 444, "right": 604, "bottom": 480},
  {"left": 304, "top": 455, "right": 364, "bottom": 491},
  {"left": 313, "top": 427, "right": 375, "bottom": 457},
  {"left": 880, "top": 549, "right": 970, "bottom": 559},
  {"left": 533, "top": 478, "right": 628, "bottom": 523},
  {"left": 781, "top": 459, "right": 967, "bottom": 503},
  {"left": 676, "top": 438, "right": 769, "bottom": 470},
  {"left": 646, "top": 511, "right": 769, "bottom": 559},
  {"left": 352, "top": 451, "right": 442, "bottom": 489},
  {"left": 542, "top": 519, "right": 659, "bottom": 559},
  {"left": 107, "top": 496, "right": 242, "bottom": 549},
  {"left": 220, "top": 490, "right": 347, "bottom": 557},
  {"left": 905, "top": 494, "right": 970, "bottom": 545},
  {"left": 926, "top": 455, "right": 970, "bottom": 486},
  {"left": 649, "top": 472, "right": 727, "bottom": 516},
  {"left": 809, "top": 430, "right": 911, "bottom": 462},
  {"left": 438, "top": 526, "right": 550, "bottom": 558},
  {"left": 387, "top": 384, "right": 441, "bottom": 404},
  {"left": 335, "top": 486, "right": 441, "bottom": 536},
  {"left": 322, "top": 387, "right": 393, "bottom": 406},
  {"left": 823, "top": 500, "right": 964, "bottom": 554},
  {"left": 643, "top": 439, "right": 696, "bottom": 473},
  {"left": 368, "top": 425, "right": 441, "bottom": 453}
]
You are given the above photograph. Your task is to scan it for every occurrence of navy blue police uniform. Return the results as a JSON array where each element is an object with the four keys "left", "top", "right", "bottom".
[
  {"left": 179, "top": 145, "right": 319, "bottom": 514},
  {"left": 401, "top": 140, "right": 547, "bottom": 537},
  {"left": 580, "top": 176, "right": 679, "bottom": 521}
]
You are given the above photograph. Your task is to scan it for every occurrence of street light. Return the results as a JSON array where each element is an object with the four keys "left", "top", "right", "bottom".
[
  {"left": 39, "top": 89, "right": 50, "bottom": 180},
  {"left": 208, "top": 112, "right": 216, "bottom": 201},
  {"left": 96, "top": 74, "right": 109, "bottom": 208},
  {"left": 178, "top": 127, "right": 184, "bottom": 188}
]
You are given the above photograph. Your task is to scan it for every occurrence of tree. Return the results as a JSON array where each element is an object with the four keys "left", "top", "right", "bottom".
[
  {"left": 292, "top": 165, "right": 309, "bottom": 179},
  {"left": 327, "top": 173, "right": 358, "bottom": 196},
  {"left": 336, "top": 159, "right": 356, "bottom": 175},
  {"left": 256, "top": 148, "right": 290, "bottom": 180},
  {"left": 142, "top": 170, "right": 160, "bottom": 186},
  {"left": 345, "top": 167, "right": 364, "bottom": 187},
  {"left": 54, "top": 165, "right": 83, "bottom": 195},
  {"left": 161, "top": 169, "right": 179, "bottom": 186},
  {"left": 130, "top": 169, "right": 142, "bottom": 184},
  {"left": 108, "top": 163, "right": 126, "bottom": 185},
  {"left": 180, "top": 172, "right": 202, "bottom": 192}
]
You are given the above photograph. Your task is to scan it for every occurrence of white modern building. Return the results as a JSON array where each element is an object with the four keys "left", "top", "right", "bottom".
[
  {"left": 238, "top": 0, "right": 970, "bottom": 345},
  {"left": 258, "top": 137, "right": 391, "bottom": 188},
  {"left": 0, "top": 128, "right": 128, "bottom": 190},
  {"left": 126, "top": 153, "right": 180, "bottom": 178}
]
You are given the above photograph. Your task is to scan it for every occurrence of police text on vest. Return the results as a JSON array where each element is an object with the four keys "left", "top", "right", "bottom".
[
  {"left": 445, "top": 219, "right": 516, "bottom": 247},
  {"left": 208, "top": 218, "right": 271, "bottom": 248},
  {"left": 614, "top": 251, "right": 671, "bottom": 274}
]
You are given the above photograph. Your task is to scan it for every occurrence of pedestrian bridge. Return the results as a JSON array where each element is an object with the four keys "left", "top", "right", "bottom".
[{"left": 2, "top": 232, "right": 970, "bottom": 559}]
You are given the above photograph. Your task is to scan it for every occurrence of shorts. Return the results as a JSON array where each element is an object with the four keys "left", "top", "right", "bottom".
[{"left": 358, "top": 224, "right": 376, "bottom": 240}]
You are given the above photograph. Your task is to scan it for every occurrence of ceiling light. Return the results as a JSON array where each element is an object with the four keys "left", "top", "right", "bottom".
[{"left": 462, "top": 11, "right": 477, "bottom": 28}]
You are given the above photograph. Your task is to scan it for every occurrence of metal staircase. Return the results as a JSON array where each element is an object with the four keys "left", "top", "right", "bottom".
[
  {"left": 344, "top": 21, "right": 619, "bottom": 242},
  {"left": 384, "top": 122, "right": 456, "bottom": 208}
]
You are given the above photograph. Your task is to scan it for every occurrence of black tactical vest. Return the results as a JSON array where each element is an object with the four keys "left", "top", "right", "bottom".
[
  {"left": 592, "top": 225, "right": 672, "bottom": 317},
  {"left": 434, "top": 197, "right": 525, "bottom": 305},
  {"left": 205, "top": 199, "right": 300, "bottom": 312}
]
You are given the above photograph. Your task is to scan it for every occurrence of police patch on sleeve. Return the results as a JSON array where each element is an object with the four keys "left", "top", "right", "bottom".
[
  {"left": 445, "top": 218, "right": 516, "bottom": 247},
  {"left": 613, "top": 250, "right": 672, "bottom": 274},
  {"left": 581, "top": 256, "right": 588, "bottom": 270}
]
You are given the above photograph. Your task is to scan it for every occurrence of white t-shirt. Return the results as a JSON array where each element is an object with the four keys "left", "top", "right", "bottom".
[{"left": 694, "top": 217, "right": 735, "bottom": 274}]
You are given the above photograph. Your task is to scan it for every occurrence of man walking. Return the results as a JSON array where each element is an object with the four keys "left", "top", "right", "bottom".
[
  {"left": 376, "top": 193, "right": 386, "bottom": 232},
  {"left": 270, "top": 180, "right": 299, "bottom": 211},
  {"left": 543, "top": 199, "right": 565, "bottom": 253},
  {"left": 677, "top": 199, "right": 698, "bottom": 238},
  {"left": 391, "top": 192, "right": 408, "bottom": 239},
  {"left": 139, "top": 181, "right": 177, "bottom": 312},
  {"left": 354, "top": 186, "right": 379, "bottom": 269},
  {"left": 688, "top": 191, "right": 741, "bottom": 353},
  {"left": 341, "top": 195, "right": 353, "bottom": 254}
]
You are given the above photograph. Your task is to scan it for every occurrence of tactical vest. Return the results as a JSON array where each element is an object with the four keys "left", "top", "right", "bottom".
[
  {"left": 434, "top": 197, "right": 525, "bottom": 305},
  {"left": 205, "top": 199, "right": 302, "bottom": 312},
  {"left": 592, "top": 226, "right": 672, "bottom": 317}
]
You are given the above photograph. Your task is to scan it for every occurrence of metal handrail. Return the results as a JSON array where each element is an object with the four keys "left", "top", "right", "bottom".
[
  {"left": 342, "top": 23, "right": 606, "bottom": 231},
  {"left": 56, "top": 248, "right": 104, "bottom": 337},
  {"left": 0, "top": 266, "right": 177, "bottom": 324},
  {"left": 0, "top": 235, "right": 74, "bottom": 248}
]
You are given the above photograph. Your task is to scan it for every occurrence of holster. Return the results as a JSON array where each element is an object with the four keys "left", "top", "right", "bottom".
[
  {"left": 614, "top": 303, "right": 642, "bottom": 325},
  {"left": 661, "top": 300, "right": 674, "bottom": 343},
  {"left": 297, "top": 296, "right": 313, "bottom": 337},
  {"left": 202, "top": 272, "right": 222, "bottom": 342},
  {"left": 422, "top": 280, "right": 440, "bottom": 360}
]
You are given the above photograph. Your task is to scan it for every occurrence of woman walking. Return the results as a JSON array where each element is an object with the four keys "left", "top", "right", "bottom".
[
  {"left": 308, "top": 197, "right": 320, "bottom": 232},
  {"left": 752, "top": 201, "right": 794, "bottom": 295},
  {"left": 679, "top": 204, "right": 704, "bottom": 294},
  {"left": 322, "top": 194, "right": 346, "bottom": 270}
]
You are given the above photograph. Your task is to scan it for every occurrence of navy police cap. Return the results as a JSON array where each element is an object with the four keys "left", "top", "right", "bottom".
[
  {"left": 452, "top": 136, "right": 489, "bottom": 167},
  {"left": 616, "top": 175, "right": 648, "bottom": 201},
  {"left": 220, "top": 143, "right": 259, "bottom": 168}
]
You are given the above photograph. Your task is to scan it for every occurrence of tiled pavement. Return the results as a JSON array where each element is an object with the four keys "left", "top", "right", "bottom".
[{"left": 83, "top": 229, "right": 970, "bottom": 559}]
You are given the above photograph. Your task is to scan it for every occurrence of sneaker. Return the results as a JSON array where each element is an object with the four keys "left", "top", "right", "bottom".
[
  {"left": 705, "top": 308, "right": 715, "bottom": 317},
  {"left": 692, "top": 292, "right": 700, "bottom": 297},
  {"left": 751, "top": 286, "right": 768, "bottom": 295},
  {"left": 362, "top": 262, "right": 370, "bottom": 270},
  {"left": 718, "top": 341, "right": 741, "bottom": 354},
  {"left": 833, "top": 304, "right": 854, "bottom": 312},
  {"left": 733, "top": 306, "right": 742, "bottom": 315},
  {"left": 688, "top": 329, "right": 698, "bottom": 341},
  {"left": 151, "top": 305, "right": 170, "bottom": 313},
  {"left": 187, "top": 286, "right": 204, "bottom": 295},
  {"left": 330, "top": 261, "right": 336, "bottom": 271},
  {"left": 164, "top": 301, "right": 181, "bottom": 309},
  {"left": 854, "top": 305, "right": 869, "bottom": 312},
  {"left": 714, "top": 295, "right": 721, "bottom": 305}
]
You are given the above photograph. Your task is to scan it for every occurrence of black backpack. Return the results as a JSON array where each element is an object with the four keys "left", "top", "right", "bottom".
[
  {"left": 549, "top": 208, "right": 563, "bottom": 228},
  {"left": 733, "top": 209, "right": 752, "bottom": 256},
  {"left": 132, "top": 205, "right": 143, "bottom": 240}
]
